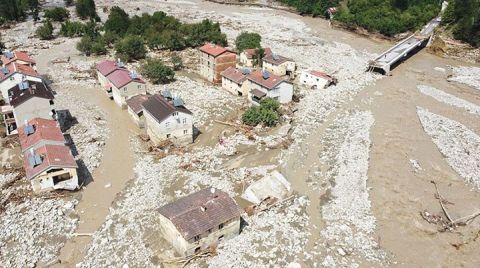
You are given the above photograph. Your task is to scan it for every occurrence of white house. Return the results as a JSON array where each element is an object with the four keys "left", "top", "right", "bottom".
[
  {"left": 0, "top": 63, "right": 43, "bottom": 102},
  {"left": 96, "top": 59, "right": 125, "bottom": 98},
  {"left": 239, "top": 48, "right": 272, "bottom": 67},
  {"left": 220, "top": 67, "right": 250, "bottom": 96},
  {"left": 158, "top": 187, "right": 241, "bottom": 256},
  {"left": 299, "top": 70, "right": 337, "bottom": 89},
  {"left": 262, "top": 53, "right": 296, "bottom": 77},
  {"left": 141, "top": 92, "right": 193, "bottom": 145},
  {"left": 246, "top": 70, "right": 293, "bottom": 105},
  {"left": 126, "top": 94, "right": 151, "bottom": 128}
]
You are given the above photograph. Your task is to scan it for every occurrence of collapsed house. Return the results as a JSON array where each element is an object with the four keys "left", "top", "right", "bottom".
[
  {"left": 158, "top": 187, "right": 241, "bottom": 256},
  {"left": 199, "top": 43, "right": 237, "bottom": 84},
  {"left": 299, "top": 69, "right": 337, "bottom": 89},
  {"left": 141, "top": 91, "right": 193, "bottom": 146},
  {"left": 239, "top": 48, "right": 272, "bottom": 67},
  {"left": 262, "top": 53, "right": 296, "bottom": 77},
  {"left": 246, "top": 70, "right": 293, "bottom": 105},
  {"left": 242, "top": 170, "right": 292, "bottom": 204}
]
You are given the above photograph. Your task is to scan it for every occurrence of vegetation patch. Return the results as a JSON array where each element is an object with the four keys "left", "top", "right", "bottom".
[{"left": 242, "top": 98, "right": 281, "bottom": 127}]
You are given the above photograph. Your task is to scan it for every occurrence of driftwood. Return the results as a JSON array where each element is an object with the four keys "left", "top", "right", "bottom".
[
  {"left": 162, "top": 249, "right": 214, "bottom": 267},
  {"left": 72, "top": 233, "right": 93, "bottom": 237}
]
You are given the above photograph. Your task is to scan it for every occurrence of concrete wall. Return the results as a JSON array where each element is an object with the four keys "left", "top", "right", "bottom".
[
  {"left": 31, "top": 167, "right": 78, "bottom": 192},
  {"left": 144, "top": 110, "right": 193, "bottom": 146},
  {"left": 159, "top": 214, "right": 241, "bottom": 257},
  {"left": 221, "top": 77, "right": 250, "bottom": 96},
  {"left": 97, "top": 71, "right": 110, "bottom": 88},
  {"left": 111, "top": 81, "right": 146, "bottom": 109},
  {"left": 127, "top": 107, "right": 145, "bottom": 128},
  {"left": 199, "top": 51, "right": 216, "bottom": 83},
  {"left": 247, "top": 80, "right": 293, "bottom": 105},
  {"left": 0, "top": 74, "right": 43, "bottom": 101},
  {"left": 263, "top": 61, "right": 296, "bottom": 76},
  {"left": 13, "top": 97, "right": 54, "bottom": 128},
  {"left": 199, "top": 51, "right": 236, "bottom": 84},
  {"left": 299, "top": 71, "right": 329, "bottom": 89}
]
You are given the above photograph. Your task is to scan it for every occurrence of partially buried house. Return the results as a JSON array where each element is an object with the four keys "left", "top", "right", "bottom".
[
  {"left": 158, "top": 187, "right": 241, "bottom": 256},
  {"left": 141, "top": 91, "right": 193, "bottom": 145},
  {"left": 126, "top": 94, "right": 151, "bottom": 128}
]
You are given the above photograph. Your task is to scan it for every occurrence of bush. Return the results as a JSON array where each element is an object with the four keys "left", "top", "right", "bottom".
[
  {"left": 36, "top": 20, "right": 54, "bottom": 40},
  {"left": 60, "top": 20, "right": 85, "bottom": 37},
  {"left": 140, "top": 59, "right": 175, "bottom": 84},
  {"left": 114, "top": 35, "right": 146, "bottom": 62},
  {"left": 171, "top": 53, "right": 183, "bottom": 70},
  {"left": 235, "top": 32, "right": 261, "bottom": 52},
  {"left": 76, "top": 35, "right": 106, "bottom": 55},
  {"left": 242, "top": 98, "right": 281, "bottom": 127},
  {"left": 44, "top": 7, "right": 70, "bottom": 21},
  {"left": 104, "top": 6, "right": 130, "bottom": 36},
  {"left": 76, "top": 0, "right": 98, "bottom": 20}
]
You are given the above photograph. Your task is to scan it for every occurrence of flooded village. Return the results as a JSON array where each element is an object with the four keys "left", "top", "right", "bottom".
[{"left": 1, "top": 0, "right": 480, "bottom": 267}]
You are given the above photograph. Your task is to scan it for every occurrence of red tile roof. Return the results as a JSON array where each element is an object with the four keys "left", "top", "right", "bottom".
[
  {"left": 126, "top": 94, "right": 151, "bottom": 114},
  {"left": 23, "top": 144, "right": 77, "bottom": 180},
  {"left": 263, "top": 53, "right": 292, "bottom": 65},
  {"left": 18, "top": 118, "right": 64, "bottom": 151},
  {"left": 158, "top": 187, "right": 241, "bottom": 240},
  {"left": 243, "top": 48, "right": 272, "bottom": 59},
  {"left": 142, "top": 94, "right": 192, "bottom": 123},
  {"left": 106, "top": 69, "right": 145, "bottom": 89},
  {"left": 96, "top": 60, "right": 125, "bottom": 76},
  {"left": 0, "top": 63, "right": 41, "bottom": 82},
  {"left": 247, "top": 70, "right": 287, "bottom": 90},
  {"left": 221, "top": 67, "right": 248, "bottom": 84},
  {"left": 310, "top": 70, "right": 335, "bottom": 80},
  {"left": 1, "top": 51, "right": 36, "bottom": 66},
  {"left": 199, "top": 43, "right": 235, "bottom": 57}
]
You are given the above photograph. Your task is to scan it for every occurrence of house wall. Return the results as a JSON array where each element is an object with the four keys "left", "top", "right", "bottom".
[
  {"left": 299, "top": 71, "right": 329, "bottom": 89},
  {"left": 159, "top": 215, "right": 241, "bottom": 257},
  {"left": 247, "top": 81, "right": 293, "bottom": 105},
  {"left": 222, "top": 77, "right": 250, "bottom": 96},
  {"left": 127, "top": 107, "right": 145, "bottom": 128},
  {"left": 30, "top": 167, "right": 78, "bottom": 192},
  {"left": 0, "top": 74, "right": 43, "bottom": 102},
  {"left": 144, "top": 111, "right": 193, "bottom": 146},
  {"left": 199, "top": 51, "right": 236, "bottom": 84},
  {"left": 199, "top": 51, "right": 215, "bottom": 83},
  {"left": 239, "top": 52, "right": 253, "bottom": 67},
  {"left": 111, "top": 82, "right": 147, "bottom": 108},
  {"left": 13, "top": 98, "right": 54, "bottom": 128},
  {"left": 263, "top": 61, "right": 296, "bottom": 76},
  {"left": 97, "top": 71, "right": 110, "bottom": 88}
]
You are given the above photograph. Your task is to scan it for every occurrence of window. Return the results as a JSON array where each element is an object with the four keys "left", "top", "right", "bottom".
[
  {"left": 219, "top": 223, "right": 224, "bottom": 230},
  {"left": 138, "top": 85, "right": 142, "bottom": 89},
  {"left": 173, "top": 112, "right": 178, "bottom": 117},
  {"left": 182, "top": 118, "right": 187, "bottom": 124},
  {"left": 166, "top": 134, "right": 171, "bottom": 138},
  {"left": 49, "top": 100, "right": 54, "bottom": 105},
  {"left": 195, "top": 247, "right": 201, "bottom": 254},
  {"left": 165, "top": 122, "right": 170, "bottom": 128},
  {"left": 183, "top": 129, "right": 188, "bottom": 134},
  {"left": 193, "top": 235, "right": 200, "bottom": 242},
  {"left": 123, "top": 87, "right": 127, "bottom": 92},
  {"left": 218, "top": 235, "right": 224, "bottom": 241}
]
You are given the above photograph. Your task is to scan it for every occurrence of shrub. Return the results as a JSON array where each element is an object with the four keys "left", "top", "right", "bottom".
[
  {"left": 140, "top": 59, "right": 175, "bottom": 84},
  {"left": 114, "top": 35, "right": 147, "bottom": 62},
  {"left": 76, "top": 0, "right": 98, "bottom": 20},
  {"left": 59, "top": 21, "right": 85, "bottom": 37},
  {"left": 171, "top": 53, "right": 183, "bottom": 70},
  {"left": 235, "top": 32, "right": 261, "bottom": 52},
  {"left": 0, "top": 33, "right": 5, "bottom": 51},
  {"left": 242, "top": 98, "right": 281, "bottom": 127},
  {"left": 44, "top": 7, "right": 70, "bottom": 21},
  {"left": 36, "top": 20, "right": 54, "bottom": 40},
  {"left": 104, "top": 6, "right": 130, "bottom": 36},
  {"left": 76, "top": 35, "right": 106, "bottom": 55}
]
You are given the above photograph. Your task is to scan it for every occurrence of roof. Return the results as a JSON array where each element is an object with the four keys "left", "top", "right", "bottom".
[
  {"left": 106, "top": 68, "right": 145, "bottom": 89},
  {"left": 243, "top": 48, "right": 272, "bottom": 59},
  {"left": 247, "top": 70, "right": 287, "bottom": 90},
  {"left": 309, "top": 70, "right": 335, "bottom": 81},
  {"left": 96, "top": 60, "right": 126, "bottom": 76},
  {"left": 1, "top": 51, "right": 36, "bottom": 66},
  {"left": 199, "top": 43, "right": 235, "bottom": 57},
  {"left": 251, "top": 88, "right": 267, "bottom": 98},
  {"left": 23, "top": 144, "right": 77, "bottom": 180},
  {"left": 18, "top": 118, "right": 64, "bottom": 151},
  {"left": 221, "top": 67, "right": 248, "bottom": 84},
  {"left": 0, "top": 63, "right": 41, "bottom": 82},
  {"left": 8, "top": 80, "right": 54, "bottom": 107},
  {"left": 126, "top": 94, "right": 151, "bottom": 114},
  {"left": 142, "top": 94, "right": 192, "bottom": 123},
  {"left": 158, "top": 187, "right": 241, "bottom": 240},
  {"left": 263, "top": 53, "right": 293, "bottom": 65}
]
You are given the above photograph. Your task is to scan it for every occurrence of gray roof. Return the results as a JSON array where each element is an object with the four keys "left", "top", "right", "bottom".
[
  {"left": 141, "top": 94, "right": 192, "bottom": 123},
  {"left": 158, "top": 187, "right": 241, "bottom": 240}
]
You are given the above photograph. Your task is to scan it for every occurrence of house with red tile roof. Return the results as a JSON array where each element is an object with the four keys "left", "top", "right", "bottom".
[
  {"left": 239, "top": 48, "right": 272, "bottom": 67},
  {"left": 299, "top": 69, "right": 337, "bottom": 89},
  {"left": 0, "top": 63, "right": 43, "bottom": 102},
  {"left": 220, "top": 67, "right": 250, "bottom": 96},
  {"left": 18, "top": 118, "right": 65, "bottom": 152},
  {"left": 246, "top": 70, "right": 293, "bottom": 105},
  {"left": 141, "top": 92, "right": 193, "bottom": 145},
  {"left": 1, "top": 50, "right": 36, "bottom": 68},
  {"left": 199, "top": 43, "right": 237, "bottom": 84},
  {"left": 23, "top": 144, "right": 78, "bottom": 192},
  {"left": 96, "top": 59, "right": 126, "bottom": 98},
  {"left": 158, "top": 187, "right": 241, "bottom": 256},
  {"left": 262, "top": 52, "right": 296, "bottom": 77}
]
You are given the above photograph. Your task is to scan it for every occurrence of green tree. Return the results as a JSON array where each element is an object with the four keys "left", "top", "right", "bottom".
[
  {"left": 36, "top": 19, "right": 54, "bottom": 40},
  {"left": 114, "top": 35, "right": 146, "bottom": 62},
  {"left": 235, "top": 32, "right": 261, "bottom": 52},
  {"left": 76, "top": 35, "right": 106, "bottom": 55},
  {"left": 140, "top": 59, "right": 175, "bottom": 84},
  {"left": 253, "top": 48, "right": 265, "bottom": 67},
  {"left": 104, "top": 6, "right": 130, "bottom": 36},
  {"left": 242, "top": 98, "right": 281, "bottom": 127},
  {"left": 76, "top": 0, "right": 98, "bottom": 20},
  {"left": 171, "top": 53, "right": 183, "bottom": 70},
  {"left": 0, "top": 33, "right": 5, "bottom": 51},
  {"left": 60, "top": 20, "right": 86, "bottom": 37},
  {"left": 44, "top": 7, "right": 70, "bottom": 22}
]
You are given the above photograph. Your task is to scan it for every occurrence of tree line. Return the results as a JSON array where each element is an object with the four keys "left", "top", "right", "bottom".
[{"left": 442, "top": 0, "right": 480, "bottom": 47}]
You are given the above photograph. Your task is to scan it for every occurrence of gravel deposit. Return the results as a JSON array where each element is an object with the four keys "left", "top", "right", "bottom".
[
  {"left": 448, "top": 66, "right": 480, "bottom": 91},
  {"left": 418, "top": 85, "right": 480, "bottom": 115},
  {"left": 417, "top": 107, "right": 480, "bottom": 189}
]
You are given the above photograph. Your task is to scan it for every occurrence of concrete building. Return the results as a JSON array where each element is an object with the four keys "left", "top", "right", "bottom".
[
  {"left": 8, "top": 81, "right": 55, "bottom": 133},
  {"left": 246, "top": 70, "right": 293, "bottom": 105},
  {"left": 0, "top": 63, "right": 43, "bottom": 102},
  {"left": 158, "top": 187, "right": 241, "bottom": 256},
  {"left": 262, "top": 53, "right": 296, "bottom": 77},
  {"left": 18, "top": 118, "right": 65, "bottom": 152},
  {"left": 95, "top": 60, "right": 126, "bottom": 98},
  {"left": 199, "top": 43, "right": 236, "bottom": 84},
  {"left": 239, "top": 48, "right": 272, "bottom": 67},
  {"left": 23, "top": 144, "right": 78, "bottom": 192},
  {"left": 126, "top": 94, "right": 151, "bottom": 128},
  {"left": 220, "top": 67, "right": 250, "bottom": 96},
  {"left": 299, "top": 70, "right": 337, "bottom": 89},
  {"left": 142, "top": 92, "right": 193, "bottom": 145},
  {"left": 107, "top": 69, "right": 146, "bottom": 108},
  {"left": 1, "top": 50, "right": 37, "bottom": 69}
]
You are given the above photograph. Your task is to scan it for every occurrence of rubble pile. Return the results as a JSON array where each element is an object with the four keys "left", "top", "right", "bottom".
[
  {"left": 418, "top": 85, "right": 480, "bottom": 115},
  {"left": 448, "top": 66, "right": 480, "bottom": 91},
  {"left": 417, "top": 107, "right": 480, "bottom": 189},
  {"left": 0, "top": 198, "right": 78, "bottom": 267},
  {"left": 318, "top": 111, "right": 388, "bottom": 267}
]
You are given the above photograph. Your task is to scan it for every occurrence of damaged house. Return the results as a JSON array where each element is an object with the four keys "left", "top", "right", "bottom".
[
  {"left": 199, "top": 43, "right": 236, "bottom": 84},
  {"left": 262, "top": 53, "right": 296, "bottom": 77},
  {"left": 299, "top": 69, "right": 337, "bottom": 89},
  {"left": 1, "top": 50, "right": 37, "bottom": 69},
  {"left": 158, "top": 187, "right": 241, "bottom": 256},
  {"left": 0, "top": 63, "right": 43, "bottom": 102},
  {"left": 126, "top": 94, "right": 151, "bottom": 128}
]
